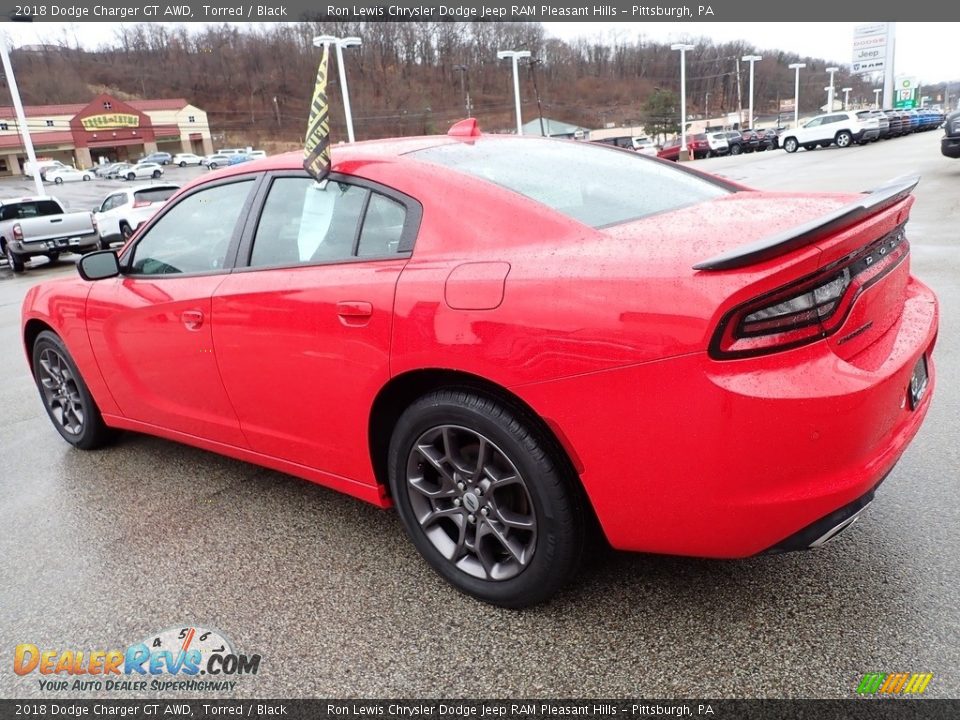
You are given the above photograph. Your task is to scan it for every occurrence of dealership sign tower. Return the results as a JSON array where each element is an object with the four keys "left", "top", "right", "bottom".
[{"left": 852, "top": 22, "right": 896, "bottom": 109}]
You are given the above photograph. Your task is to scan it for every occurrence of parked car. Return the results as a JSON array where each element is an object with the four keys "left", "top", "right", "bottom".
[
  {"left": 882, "top": 109, "right": 905, "bottom": 137},
  {"left": 20, "top": 132, "right": 938, "bottom": 607},
  {"left": 94, "top": 184, "right": 180, "bottom": 246},
  {"left": 172, "top": 153, "right": 204, "bottom": 167},
  {"left": 738, "top": 129, "right": 763, "bottom": 152},
  {"left": 25, "top": 160, "right": 69, "bottom": 180},
  {"left": 723, "top": 131, "right": 749, "bottom": 155},
  {"left": 45, "top": 167, "right": 93, "bottom": 184},
  {"left": 632, "top": 137, "right": 658, "bottom": 156},
  {"left": 591, "top": 136, "right": 655, "bottom": 155},
  {"left": 1, "top": 196, "right": 99, "bottom": 272},
  {"left": 857, "top": 110, "right": 890, "bottom": 139},
  {"left": 757, "top": 127, "right": 785, "bottom": 149},
  {"left": 203, "top": 154, "right": 233, "bottom": 169},
  {"left": 139, "top": 152, "right": 172, "bottom": 166},
  {"left": 942, "top": 110, "right": 960, "bottom": 158},
  {"left": 780, "top": 111, "right": 880, "bottom": 153},
  {"left": 656, "top": 134, "right": 717, "bottom": 161},
  {"left": 227, "top": 154, "right": 254, "bottom": 166},
  {"left": 216, "top": 148, "right": 248, "bottom": 156},
  {"left": 94, "top": 162, "right": 124, "bottom": 178},
  {"left": 123, "top": 163, "right": 164, "bottom": 180}
]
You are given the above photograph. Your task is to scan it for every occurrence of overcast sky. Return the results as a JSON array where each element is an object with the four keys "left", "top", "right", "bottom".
[{"left": 2, "top": 21, "right": 956, "bottom": 84}]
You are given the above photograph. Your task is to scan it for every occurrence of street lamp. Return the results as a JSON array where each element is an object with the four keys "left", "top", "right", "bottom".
[
  {"left": 497, "top": 50, "right": 530, "bottom": 135},
  {"left": 742, "top": 55, "right": 762, "bottom": 128},
  {"left": 788, "top": 63, "right": 806, "bottom": 128},
  {"left": 671, "top": 43, "right": 695, "bottom": 160},
  {"left": 0, "top": 33, "right": 44, "bottom": 195},
  {"left": 314, "top": 35, "right": 362, "bottom": 143},
  {"left": 825, "top": 66, "right": 839, "bottom": 111},
  {"left": 873, "top": 88, "right": 882, "bottom": 109},
  {"left": 452, "top": 64, "right": 472, "bottom": 117},
  {"left": 842, "top": 87, "right": 852, "bottom": 110}
]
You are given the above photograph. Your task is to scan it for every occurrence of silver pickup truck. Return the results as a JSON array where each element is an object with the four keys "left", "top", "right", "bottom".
[{"left": 1, "top": 196, "right": 100, "bottom": 273}]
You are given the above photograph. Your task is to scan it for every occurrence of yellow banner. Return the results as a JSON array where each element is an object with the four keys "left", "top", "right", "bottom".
[{"left": 81, "top": 114, "right": 140, "bottom": 130}]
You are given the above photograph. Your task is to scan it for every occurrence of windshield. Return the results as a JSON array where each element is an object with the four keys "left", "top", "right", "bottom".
[{"left": 413, "top": 138, "right": 730, "bottom": 228}]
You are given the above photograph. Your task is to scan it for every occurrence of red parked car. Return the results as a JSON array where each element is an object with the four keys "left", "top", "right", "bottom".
[
  {"left": 657, "top": 133, "right": 712, "bottom": 161},
  {"left": 22, "top": 127, "right": 938, "bottom": 607}
]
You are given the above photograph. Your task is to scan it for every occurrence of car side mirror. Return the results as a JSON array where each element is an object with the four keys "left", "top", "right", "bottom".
[{"left": 78, "top": 251, "right": 121, "bottom": 281}]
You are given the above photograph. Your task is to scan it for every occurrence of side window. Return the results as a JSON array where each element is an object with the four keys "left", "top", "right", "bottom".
[
  {"left": 129, "top": 179, "right": 253, "bottom": 276},
  {"left": 357, "top": 193, "right": 407, "bottom": 257},
  {"left": 249, "top": 178, "right": 368, "bottom": 268},
  {"left": 805, "top": 117, "right": 823, "bottom": 128}
]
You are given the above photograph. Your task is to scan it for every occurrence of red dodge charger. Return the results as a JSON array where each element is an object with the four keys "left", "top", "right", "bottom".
[{"left": 21, "top": 126, "right": 938, "bottom": 607}]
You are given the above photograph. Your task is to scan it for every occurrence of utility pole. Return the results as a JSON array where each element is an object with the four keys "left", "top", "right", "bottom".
[
  {"left": 528, "top": 57, "right": 546, "bottom": 137},
  {"left": 272, "top": 96, "right": 281, "bottom": 130},
  {"left": 736, "top": 58, "right": 743, "bottom": 128}
]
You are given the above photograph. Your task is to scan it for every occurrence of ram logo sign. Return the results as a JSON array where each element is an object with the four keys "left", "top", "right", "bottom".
[{"left": 856, "top": 672, "right": 933, "bottom": 695}]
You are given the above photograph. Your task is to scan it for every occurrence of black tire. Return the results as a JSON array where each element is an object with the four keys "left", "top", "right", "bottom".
[
  {"left": 209, "top": 162, "right": 218, "bottom": 169},
  {"left": 120, "top": 222, "right": 134, "bottom": 241},
  {"left": 46, "top": 252, "right": 60, "bottom": 263},
  {"left": 783, "top": 138, "right": 798, "bottom": 153},
  {"left": 835, "top": 130, "right": 853, "bottom": 148},
  {"left": 730, "top": 143, "right": 743, "bottom": 155},
  {"left": 54, "top": 177, "right": 63, "bottom": 185},
  {"left": 388, "top": 390, "right": 585, "bottom": 608},
  {"left": 126, "top": 173, "right": 135, "bottom": 181},
  {"left": 4, "top": 243, "right": 24, "bottom": 272},
  {"left": 179, "top": 161, "right": 187, "bottom": 168},
  {"left": 31, "top": 331, "right": 115, "bottom": 450},
  {"left": 151, "top": 170, "right": 161, "bottom": 179},
  {"left": 82, "top": 174, "right": 91, "bottom": 181}
]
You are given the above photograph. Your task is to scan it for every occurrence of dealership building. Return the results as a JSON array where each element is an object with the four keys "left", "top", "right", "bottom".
[{"left": 0, "top": 93, "right": 213, "bottom": 175}]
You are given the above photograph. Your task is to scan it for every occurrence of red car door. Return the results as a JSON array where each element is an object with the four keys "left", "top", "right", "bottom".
[
  {"left": 86, "top": 177, "right": 258, "bottom": 446},
  {"left": 211, "top": 174, "right": 418, "bottom": 487}
]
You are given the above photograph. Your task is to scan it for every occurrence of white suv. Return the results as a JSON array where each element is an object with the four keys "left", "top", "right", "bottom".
[
  {"left": 781, "top": 112, "right": 880, "bottom": 153},
  {"left": 94, "top": 184, "right": 179, "bottom": 246}
]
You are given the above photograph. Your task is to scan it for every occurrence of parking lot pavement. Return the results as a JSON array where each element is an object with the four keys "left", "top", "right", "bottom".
[{"left": 2, "top": 132, "right": 958, "bottom": 699}]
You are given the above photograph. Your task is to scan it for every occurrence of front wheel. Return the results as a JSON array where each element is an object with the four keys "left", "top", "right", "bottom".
[
  {"left": 388, "top": 390, "right": 585, "bottom": 608},
  {"left": 32, "top": 331, "right": 115, "bottom": 450},
  {"left": 126, "top": 173, "right": 135, "bottom": 181},
  {"left": 783, "top": 138, "right": 798, "bottom": 153},
  {"left": 730, "top": 144, "right": 743, "bottom": 155},
  {"left": 835, "top": 130, "right": 853, "bottom": 148},
  {"left": 82, "top": 174, "right": 91, "bottom": 181},
  {"left": 54, "top": 177, "right": 64, "bottom": 185},
  {"left": 120, "top": 222, "right": 134, "bottom": 241},
  {"left": 151, "top": 170, "right": 161, "bottom": 178},
  {"left": 179, "top": 161, "right": 187, "bottom": 168}
]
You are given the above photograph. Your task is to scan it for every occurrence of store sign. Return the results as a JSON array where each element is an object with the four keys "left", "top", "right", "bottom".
[
  {"left": 894, "top": 77, "right": 918, "bottom": 109},
  {"left": 852, "top": 23, "right": 887, "bottom": 74},
  {"left": 81, "top": 114, "right": 140, "bottom": 130}
]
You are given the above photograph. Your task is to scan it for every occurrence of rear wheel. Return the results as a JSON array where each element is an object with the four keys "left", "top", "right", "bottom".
[
  {"left": 730, "top": 144, "right": 743, "bottom": 155},
  {"left": 783, "top": 138, "right": 798, "bottom": 153},
  {"left": 54, "top": 177, "right": 63, "bottom": 185},
  {"left": 120, "top": 222, "right": 134, "bottom": 241},
  {"left": 4, "top": 244, "right": 25, "bottom": 272},
  {"left": 388, "top": 390, "right": 585, "bottom": 608},
  {"left": 126, "top": 173, "right": 135, "bottom": 181},
  {"left": 151, "top": 170, "right": 161, "bottom": 179},
  {"left": 32, "top": 331, "right": 115, "bottom": 450},
  {"left": 835, "top": 130, "right": 853, "bottom": 148},
  {"left": 45, "top": 252, "right": 60, "bottom": 263},
  {"left": 179, "top": 161, "right": 187, "bottom": 168}
]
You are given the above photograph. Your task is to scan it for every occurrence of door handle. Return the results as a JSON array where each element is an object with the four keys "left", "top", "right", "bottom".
[
  {"left": 181, "top": 309, "right": 204, "bottom": 331},
  {"left": 336, "top": 301, "right": 373, "bottom": 327}
]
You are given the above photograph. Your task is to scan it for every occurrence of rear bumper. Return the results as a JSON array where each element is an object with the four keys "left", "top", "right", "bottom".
[
  {"left": 10, "top": 234, "right": 99, "bottom": 257},
  {"left": 515, "top": 277, "right": 938, "bottom": 558}
]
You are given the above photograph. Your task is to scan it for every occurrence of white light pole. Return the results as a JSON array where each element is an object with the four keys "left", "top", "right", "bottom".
[
  {"left": 874, "top": 88, "right": 882, "bottom": 109},
  {"left": 742, "top": 55, "right": 762, "bottom": 128},
  {"left": 0, "top": 36, "right": 44, "bottom": 196},
  {"left": 788, "top": 63, "right": 806, "bottom": 128},
  {"left": 314, "top": 35, "right": 362, "bottom": 143},
  {"left": 671, "top": 43, "right": 695, "bottom": 160},
  {"left": 497, "top": 50, "right": 530, "bottom": 135},
  {"left": 826, "top": 67, "right": 839, "bottom": 111},
  {"left": 842, "top": 87, "right": 853, "bottom": 110}
]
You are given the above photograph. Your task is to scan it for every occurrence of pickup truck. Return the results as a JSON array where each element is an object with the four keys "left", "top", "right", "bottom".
[{"left": 0, "top": 196, "right": 100, "bottom": 273}]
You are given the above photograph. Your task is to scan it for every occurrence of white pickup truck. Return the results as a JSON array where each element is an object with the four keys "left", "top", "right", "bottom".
[{"left": 0, "top": 196, "right": 100, "bottom": 273}]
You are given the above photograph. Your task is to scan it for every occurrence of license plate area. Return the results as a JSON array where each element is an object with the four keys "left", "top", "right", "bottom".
[{"left": 909, "top": 354, "right": 929, "bottom": 410}]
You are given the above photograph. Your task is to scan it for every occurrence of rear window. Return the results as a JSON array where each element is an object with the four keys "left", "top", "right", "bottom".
[
  {"left": 413, "top": 138, "right": 729, "bottom": 228},
  {"left": 134, "top": 188, "right": 178, "bottom": 204},
  {"left": 0, "top": 200, "right": 63, "bottom": 220}
]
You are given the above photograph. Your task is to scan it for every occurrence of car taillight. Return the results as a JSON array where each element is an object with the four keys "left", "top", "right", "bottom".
[
  {"left": 132, "top": 199, "right": 152, "bottom": 208},
  {"left": 710, "top": 226, "right": 910, "bottom": 359},
  {"left": 13, "top": 223, "right": 22, "bottom": 241}
]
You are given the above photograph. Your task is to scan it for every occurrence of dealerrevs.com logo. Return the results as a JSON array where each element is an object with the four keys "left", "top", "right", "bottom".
[{"left": 14, "top": 626, "right": 261, "bottom": 692}]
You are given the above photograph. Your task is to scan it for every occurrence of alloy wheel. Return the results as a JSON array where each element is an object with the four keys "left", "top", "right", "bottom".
[
  {"left": 37, "top": 347, "right": 85, "bottom": 435},
  {"left": 405, "top": 425, "right": 537, "bottom": 581}
]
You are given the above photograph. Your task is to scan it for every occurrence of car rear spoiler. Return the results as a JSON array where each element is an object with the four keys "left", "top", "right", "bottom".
[{"left": 693, "top": 175, "right": 920, "bottom": 271}]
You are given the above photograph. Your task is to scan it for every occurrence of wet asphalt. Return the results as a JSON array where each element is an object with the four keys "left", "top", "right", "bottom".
[{"left": 1, "top": 133, "right": 958, "bottom": 699}]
